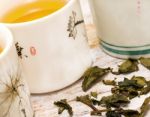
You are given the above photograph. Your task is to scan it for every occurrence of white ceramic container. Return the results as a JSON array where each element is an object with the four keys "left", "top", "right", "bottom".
[
  {"left": 0, "top": 24, "right": 33, "bottom": 117},
  {"left": 0, "top": 0, "right": 92, "bottom": 93},
  {"left": 89, "top": 0, "right": 150, "bottom": 59}
]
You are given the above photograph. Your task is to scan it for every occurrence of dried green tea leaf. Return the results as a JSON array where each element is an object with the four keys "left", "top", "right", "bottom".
[
  {"left": 127, "top": 88, "right": 139, "bottom": 99},
  {"left": 54, "top": 99, "right": 73, "bottom": 116},
  {"left": 119, "top": 59, "right": 139, "bottom": 73},
  {"left": 111, "top": 87, "right": 121, "bottom": 94},
  {"left": 112, "top": 87, "right": 139, "bottom": 99},
  {"left": 118, "top": 78, "right": 144, "bottom": 89},
  {"left": 112, "top": 77, "right": 148, "bottom": 99},
  {"left": 100, "top": 94, "right": 130, "bottom": 108},
  {"left": 112, "top": 59, "right": 139, "bottom": 75},
  {"left": 115, "top": 77, "right": 146, "bottom": 99},
  {"left": 103, "top": 80, "right": 116, "bottom": 86},
  {"left": 76, "top": 95, "right": 97, "bottom": 111},
  {"left": 131, "top": 76, "right": 147, "bottom": 87},
  {"left": 106, "top": 111, "right": 121, "bottom": 117},
  {"left": 82, "top": 66, "right": 110, "bottom": 91},
  {"left": 140, "top": 96, "right": 150, "bottom": 117},
  {"left": 120, "top": 109, "right": 140, "bottom": 117},
  {"left": 106, "top": 109, "right": 140, "bottom": 117},
  {"left": 91, "top": 92, "right": 98, "bottom": 98},
  {"left": 58, "top": 107, "right": 65, "bottom": 114},
  {"left": 140, "top": 81, "right": 150, "bottom": 95},
  {"left": 140, "top": 57, "right": 150, "bottom": 70}
]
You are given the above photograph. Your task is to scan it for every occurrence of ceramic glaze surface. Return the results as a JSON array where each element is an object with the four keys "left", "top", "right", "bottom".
[
  {"left": 0, "top": 24, "right": 33, "bottom": 117},
  {"left": 0, "top": 0, "right": 92, "bottom": 93},
  {"left": 89, "top": 0, "right": 150, "bottom": 58}
]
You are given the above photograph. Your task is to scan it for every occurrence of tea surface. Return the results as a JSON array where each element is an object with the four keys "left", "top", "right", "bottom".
[
  {"left": 0, "top": 46, "right": 3, "bottom": 53},
  {"left": 0, "top": 0, "right": 66, "bottom": 23}
]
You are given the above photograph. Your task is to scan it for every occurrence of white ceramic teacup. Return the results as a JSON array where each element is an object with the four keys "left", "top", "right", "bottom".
[
  {"left": 0, "top": 24, "right": 33, "bottom": 117},
  {"left": 89, "top": 0, "right": 150, "bottom": 59},
  {"left": 0, "top": 0, "right": 92, "bottom": 93}
]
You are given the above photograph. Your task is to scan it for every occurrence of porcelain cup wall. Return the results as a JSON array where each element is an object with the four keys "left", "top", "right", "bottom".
[
  {"left": 89, "top": 0, "right": 150, "bottom": 59},
  {"left": 0, "top": 24, "right": 33, "bottom": 117},
  {"left": 0, "top": 0, "right": 92, "bottom": 93}
]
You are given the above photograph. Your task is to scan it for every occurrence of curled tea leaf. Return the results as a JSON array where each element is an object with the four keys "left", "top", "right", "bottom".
[
  {"left": 118, "top": 78, "right": 144, "bottom": 89},
  {"left": 140, "top": 96, "right": 150, "bottom": 117},
  {"left": 54, "top": 99, "right": 73, "bottom": 116},
  {"left": 103, "top": 80, "right": 116, "bottom": 86},
  {"left": 76, "top": 95, "right": 97, "bottom": 111},
  {"left": 112, "top": 59, "right": 139, "bottom": 75},
  {"left": 131, "top": 76, "right": 147, "bottom": 87},
  {"left": 82, "top": 66, "right": 110, "bottom": 91},
  {"left": 140, "top": 57, "right": 150, "bottom": 70},
  {"left": 100, "top": 94, "right": 130, "bottom": 108},
  {"left": 112, "top": 87, "right": 139, "bottom": 99},
  {"left": 140, "top": 81, "right": 150, "bottom": 95}
]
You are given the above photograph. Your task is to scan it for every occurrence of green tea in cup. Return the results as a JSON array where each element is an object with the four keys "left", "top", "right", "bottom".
[{"left": 0, "top": 0, "right": 67, "bottom": 23}]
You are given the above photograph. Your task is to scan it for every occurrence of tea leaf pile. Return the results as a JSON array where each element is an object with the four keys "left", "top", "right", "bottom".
[
  {"left": 112, "top": 76, "right": 149, "bottom": 99},
  {"left": 54, "top": 58, "right": 150, "bottom": 117}
]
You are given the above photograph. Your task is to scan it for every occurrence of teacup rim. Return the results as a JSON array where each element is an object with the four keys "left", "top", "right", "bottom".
[
  {"left": 2, "top": 0, "right": 75, "bottom": 27},
  {"left": 0, "top": 24, "right": 13, "bottom": 60}
]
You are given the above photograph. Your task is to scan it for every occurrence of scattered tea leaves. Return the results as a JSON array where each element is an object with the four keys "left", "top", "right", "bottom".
[
  {"left": 82, "top": 66, "right": 110, "bottom": 91},
  {"left": 112, "top": 59, "right": 138, "bottom": 75},
  {"left": 112, "top": 77, "right": 148, "bottom": 99},
  {"left": 140, "top": 57, "right": 150, "bottom": 70},
  {"left": 54, "top": 99, "right": 73, "bottom": 116},
  {"left": 103, "top": 80, "right": 116, "bottom": 86},
  {"left": 140, "top": 96, "right": 150, "bottom": 117},
  {"left": 54, "top": 57, "right": 150, "bottom": 117}
]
